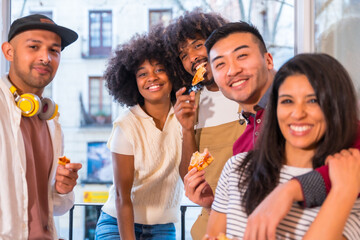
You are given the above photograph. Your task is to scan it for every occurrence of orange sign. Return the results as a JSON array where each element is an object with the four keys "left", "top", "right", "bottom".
[{"left": 83, "top": 191, "right": 109, "bottom": 203}]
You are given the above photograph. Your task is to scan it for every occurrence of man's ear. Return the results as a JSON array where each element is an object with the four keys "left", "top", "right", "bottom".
[
  {"left": 1, "top": 42, "right": 14, "bottom": 62},
  {"left": 265, "top": 52, "right": 274, "bottom": 70}
]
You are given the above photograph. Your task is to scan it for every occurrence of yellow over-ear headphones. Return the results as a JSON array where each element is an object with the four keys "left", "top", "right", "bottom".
[{"left": 3, "top": 77, "right": 58, "bottom": 120}]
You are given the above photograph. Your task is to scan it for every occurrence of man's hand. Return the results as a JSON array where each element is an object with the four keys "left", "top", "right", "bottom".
[
  {"left": 326, "top": 148, "right": 360, "bottom": 194},
  {"left": 55, "top": 163, "right": 82, "bottom": 194},
  {"left": 243, "top": 179, "right": 302, "bottom": 240},
  {"left": 176, "top": 87, "right": 199, "bottom": 180},
  {"left": 174, "top": 87, "right": 197, "bottom": 131},
  {"left": 184, "top": 168, "right": 214, "bottom": 208}
]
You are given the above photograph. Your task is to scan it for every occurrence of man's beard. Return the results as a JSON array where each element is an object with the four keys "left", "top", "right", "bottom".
[{"left": 202, "top": 74, "right": 215, "bottom": 86}]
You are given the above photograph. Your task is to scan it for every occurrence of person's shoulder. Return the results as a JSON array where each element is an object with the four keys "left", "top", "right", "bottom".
[
  {"left": 233, "top": 152, "right": 248, "bottom": 164},
  {"left": 0, "top": 77, "right": 8, "bottom": 98},
  {"left": 113, "top": 105, "right": 151, "bottom": 129},
  {"left": 113, "top": 107, "right": 132, "bottom": 123},
  {"left": 0, "top": 80, "right": 10, "bottom": 109},
  {"left": 351, "top": 121, "right": 360, "bottom": 150},
  {"left": 0, "top": 82, "right": 12, "bottom": 127},
  {"left": 0, "top": 88, "right": 6, "bottom": 103},
  {"left": 224, "top": 152, "right": 249, "bottom": 172}
]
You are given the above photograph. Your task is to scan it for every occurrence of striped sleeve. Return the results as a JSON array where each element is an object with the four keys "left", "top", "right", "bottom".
[
  {"left": 211, "top": 156, "right": 233, "bottom": 213},
  {"left": 343, "top": 199, "right": 360, "bottom": 240}
]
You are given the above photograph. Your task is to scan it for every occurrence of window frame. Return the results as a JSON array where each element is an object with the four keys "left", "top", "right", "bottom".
[
  {"left": 0, "top": 1, "right": 10, "bottom": 76},
  {"left": 295, "top": 0, "right": 315, "bottom": 54},
  {"left": 88, "top": 76, "right": 112, "bottom": 124},
  {"left": 29, "top": 10, "right": 52, "bottom": 18},
  {"left": 88, "top": 10, "right": 112, "bottom": 56},
  {"left": 148, "top": 8, "right": 172, "bottom": 30}
]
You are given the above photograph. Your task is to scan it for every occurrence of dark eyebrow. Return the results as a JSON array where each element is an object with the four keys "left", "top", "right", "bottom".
[
  {"left": 278, "top": 94, "right": 293, "bottom": 98},
  {"left": 52, "top": 43, "right": 61, "bottom": 48},
  {"left": 233, "top": 45, "right": 249, "bottom": 52},
  {"left": 25, "top": 39, "right": 61, "bottom": 48},
  {"left": 135, "top": 66, "right": 145, "bottom": 74},
  {"left": 179, "top": 39, "right": 201, "bottom": 55},
  {"left": 211, "top": 55, "right": 223, "bottom": 63},
  {"left": 190, "top": 39, "right": 200, "bottom": 45},
  {"left": 26, "top": 39, "right": 40, "bottom": 43},
  {"left": 211, "top": 45, "right": 250, "bottom": 63},
  {"left": 278, "top": 93, "right": 316, "bottom": 98}
]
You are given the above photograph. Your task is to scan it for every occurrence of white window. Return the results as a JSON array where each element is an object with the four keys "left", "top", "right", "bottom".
[{"left": 314, "top": 0, "right": 360, "bottom": 96}]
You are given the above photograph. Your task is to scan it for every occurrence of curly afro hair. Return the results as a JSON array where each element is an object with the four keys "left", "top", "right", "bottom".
[
  {"left": 104, "top": 26, "right": 181, "bottom": 107},
  {"left": 164, "top": 9, "right": 228, "bottom": 85}
]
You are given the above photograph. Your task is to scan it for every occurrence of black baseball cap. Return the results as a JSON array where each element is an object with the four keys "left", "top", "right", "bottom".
[{"left": 8, "top": 14, "right": 78, "bottom": 50}]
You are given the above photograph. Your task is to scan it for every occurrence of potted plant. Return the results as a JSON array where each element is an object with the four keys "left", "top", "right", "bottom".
[{"left": 95, "top": 111, "right": 107, "bottom": 124}]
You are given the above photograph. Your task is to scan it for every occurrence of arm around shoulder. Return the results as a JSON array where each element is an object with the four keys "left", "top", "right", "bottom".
[{"left": 304, "top": 149, "right": 360, "bottom": 240}]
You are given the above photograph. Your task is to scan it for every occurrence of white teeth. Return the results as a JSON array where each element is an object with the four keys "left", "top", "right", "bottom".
[
  {"left": 290, "top": 125, "right": 311, "bottom": 132},
  {"left": 148, "top": 85, "right": 160, "bottom": 90},
  {"left": 232, "top": 80, "right": 246, "bottom": 87},
  {"left": 196, "top": 62, "right": 207, "bottom": 70}
]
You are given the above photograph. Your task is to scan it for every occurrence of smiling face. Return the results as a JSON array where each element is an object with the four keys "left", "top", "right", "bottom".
[
  {"left": 3, "top": 29, "right": 61, "bottom": 95},
  {"left": 178, "top": 36, "right": 213, "bottom": 83},
  {"left": 277, "top": 74, "right": 327, "bottom": 155},
  {"left": 135, "top": 59, "right": 172, "bottom": 105},
  {"left": 209, "top": 32, "right": 273, "bottom": 112}
]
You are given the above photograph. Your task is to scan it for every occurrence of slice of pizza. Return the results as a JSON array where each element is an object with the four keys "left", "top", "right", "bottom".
[
  {"left": 188, "top": 148, "right": 214, "bottom": 172},
  {"left": 192, "top": 62, "right": 207, "bottom": 86},
  {"left": 58, "top": 156, "right": 71, "bottom": 166}
]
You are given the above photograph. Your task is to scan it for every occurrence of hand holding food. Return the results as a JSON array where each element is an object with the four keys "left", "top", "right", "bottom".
[
  {"left": 55, "top": 156, "right": 82, "bottom": 194},
  {"left": 188, "top": 148, "right": 214, "bottom": 172}
]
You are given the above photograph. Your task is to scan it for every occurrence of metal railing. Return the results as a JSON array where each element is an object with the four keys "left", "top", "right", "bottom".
[{"left": 68, "top": 203, "right": 200, "bottom": 240}]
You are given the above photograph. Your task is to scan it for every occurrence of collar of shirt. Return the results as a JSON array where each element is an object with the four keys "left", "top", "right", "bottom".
[
  {"left": 132, "top": 104, "right": 175, "bottom": 119},
  {"left": 239, "top": 85, "right": 272, "bottom": 125}
]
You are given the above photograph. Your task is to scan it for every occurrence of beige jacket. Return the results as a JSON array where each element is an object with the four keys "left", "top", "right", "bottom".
[{"left": 0, "top": 75, "right": 74, "bottom": 240}]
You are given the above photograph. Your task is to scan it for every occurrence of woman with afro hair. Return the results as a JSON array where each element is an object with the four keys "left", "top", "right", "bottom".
[{"left": 95, "top": 26, "right": 183, "bottom": 240}]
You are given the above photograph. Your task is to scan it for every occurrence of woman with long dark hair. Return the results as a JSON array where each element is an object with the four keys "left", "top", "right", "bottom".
[{"left": 206, "top": 53, "right": 360, "bottom": 239}]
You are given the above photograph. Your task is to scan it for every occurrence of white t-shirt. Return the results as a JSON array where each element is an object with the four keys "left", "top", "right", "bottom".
[
  {"left": 212, "top": 152, "right": 360, "bottom": 240},
  {"left": 196, "top": 88, "right": 239, "bottom": 129},
  {"left": 108, "top": 122, "right": 133, "bottom": 155}
]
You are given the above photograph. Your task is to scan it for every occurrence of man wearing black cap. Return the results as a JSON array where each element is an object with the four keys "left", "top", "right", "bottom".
[{"left": 0, "top": 14, "right": 82, "bottom": 239}]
